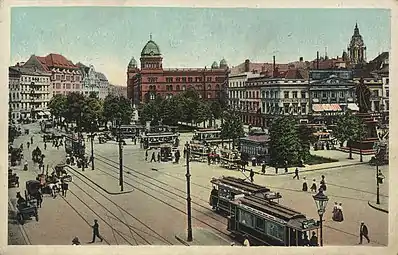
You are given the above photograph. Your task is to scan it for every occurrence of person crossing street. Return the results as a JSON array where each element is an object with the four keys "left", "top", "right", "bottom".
[
  {"left": 90, "top": 219, "right": 103, "bottom": 243},
  {"left": 293, "top": 167, "right": 300, "bottom": 180}
]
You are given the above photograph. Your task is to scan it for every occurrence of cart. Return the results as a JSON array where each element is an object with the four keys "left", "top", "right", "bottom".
[{"left": 16, "top": 201, "right": 38, "bottom": 225}]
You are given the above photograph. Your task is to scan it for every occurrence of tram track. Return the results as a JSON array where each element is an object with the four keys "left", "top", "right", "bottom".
[
  {"left": 76, "top": 149, "right": 233, "bottom": 241},
  {"left": 92, "top": 152, "right": 226, "bottom": 225}
]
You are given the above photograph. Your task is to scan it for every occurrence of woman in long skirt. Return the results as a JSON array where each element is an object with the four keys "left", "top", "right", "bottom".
[
  {"left": 302, "top": 177, "right": 308, "bottom": 191},
  {"left": 332, "top": 202, "right": 338, "bottom": 221},
  {"left": 310, "top": 179, "right": 317, "bottom": 192}
]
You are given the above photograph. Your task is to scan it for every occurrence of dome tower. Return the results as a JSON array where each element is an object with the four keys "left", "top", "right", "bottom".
[
  {"left": 347, "top": 23, "right": 367, "bottom": 65},
  {"left": 140, "top": 34, "right": 163, "bottom": 70}
]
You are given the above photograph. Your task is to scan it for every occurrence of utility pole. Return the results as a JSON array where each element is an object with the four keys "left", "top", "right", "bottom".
[
  {"left": 119, "top": 121, "right": 124, "bottom": 191},
  {"left": 91, "top": 131, "right": 95, "bottom": 170},
  {"left": 185, "top": 142, "right": 193, "bottom": 242}
]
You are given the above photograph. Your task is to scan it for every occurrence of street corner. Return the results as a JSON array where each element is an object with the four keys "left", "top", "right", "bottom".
[
  {"left": 175, "top": 227, "right": 234, "bottom": 246},
  {"left": 368, "top": 201, "right": 388, "bottom": 214}
]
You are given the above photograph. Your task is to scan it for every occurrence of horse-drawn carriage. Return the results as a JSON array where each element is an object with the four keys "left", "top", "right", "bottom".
[
  {"left": 9, "top": 147, "right": 23, "bottom": 166},
  {"left": 8, "top": 169, "right": 19, "bottom": 188},
  {"left": 32, "top": 146, "right": 44, "bottom": 164},
  {"left": 16, "top": 191, "right": 38, "bottom": 225}
]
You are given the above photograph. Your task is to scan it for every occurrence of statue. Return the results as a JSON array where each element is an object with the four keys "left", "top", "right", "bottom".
[{"left": 355, "top": 78, "right": 371, "bottom": 113}]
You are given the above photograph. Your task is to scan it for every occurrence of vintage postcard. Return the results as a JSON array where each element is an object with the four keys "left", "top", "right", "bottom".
[{"left": 3, "top": 1, "right": 396, "bottom": 255}]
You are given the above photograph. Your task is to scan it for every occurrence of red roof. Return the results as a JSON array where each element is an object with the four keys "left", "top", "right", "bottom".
[{"left": 37, "top": 53, "right": 78, "bottom": 69}]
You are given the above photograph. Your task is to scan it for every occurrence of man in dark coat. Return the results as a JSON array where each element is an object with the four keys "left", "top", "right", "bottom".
[
  {"left": 249, "top": 169, "right": 254, "bottom": 183},
  {"left": 309, "top": 231, "right": 318, "bottom": 246},
  {"left": 150, "top": 151, "right": 156, "bottom": 162},
  {"left": 359, "top": 221, "right": 370, "bottom": 244},
  {"left": 293, "top": 167, "right": 300, "bottom": 180},
  {"left": 145, "top": 150, "right": 148, "bottom": 161},
  {"left": 90, "top": 219, "right": 103, "bottom": 243}
]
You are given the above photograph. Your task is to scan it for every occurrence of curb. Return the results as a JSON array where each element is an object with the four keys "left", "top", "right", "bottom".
[
  {"left": 368, "top": 201, "right": 388, "bottom": 214},
  {"left": 8, "top": 199, "right": 31, "bottom": 245},
  {"left": 66, "top": 165, "right": 133, "bottom": 195},
  {"left": 252, "top": 162, "right": 367, "bottom": 176},
  {"left": 175, "top": 235, "right": 190, "bottom": 246}
]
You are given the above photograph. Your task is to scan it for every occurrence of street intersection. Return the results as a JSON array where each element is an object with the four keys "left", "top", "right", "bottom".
[{"left": 8, "top": 123, "right": 388, "bottom": 246}]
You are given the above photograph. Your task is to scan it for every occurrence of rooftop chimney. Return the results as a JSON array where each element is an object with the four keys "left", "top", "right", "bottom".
[
  {"left": 317, "top": 51, "right": 319, "bottom": 69},
  {"left": 244, "top": 59, "right": 250, "bottom": 72},
  {"left": 299, "top": 57, "right": 303, "bottom": 62}
]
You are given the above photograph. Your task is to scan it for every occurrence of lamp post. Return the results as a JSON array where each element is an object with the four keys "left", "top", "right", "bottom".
[
  {"left": 185, "top": 141, "right": 193, "bottom": 242},
  {"left": 90, "top": 121, "right": 96, "bottom": 170},
  {"left": 79, "top": 111, "right": 85, "bottom": 172},
  {"left": 312, "top": 189, "right": 329, "bottom": 246},
  {"left": 373, "top": 142, "right": 381, "bottom": 204},
  {"left": 118, "top": 120, "right": 124, "bottom": 192}
]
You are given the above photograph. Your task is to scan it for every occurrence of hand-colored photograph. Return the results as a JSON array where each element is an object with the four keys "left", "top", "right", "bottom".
[{"left": 8, "top": 7, "right": 390, "bottom": 247}]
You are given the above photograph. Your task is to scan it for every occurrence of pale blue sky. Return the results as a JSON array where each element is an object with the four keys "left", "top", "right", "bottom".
[{"left": 11, "top": 7, "right": 390, "bottom": 85}]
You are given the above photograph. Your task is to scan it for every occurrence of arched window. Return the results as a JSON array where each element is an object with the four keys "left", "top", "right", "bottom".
[{"left": 176, "top": 85, "right": 180, "bottom": 91}]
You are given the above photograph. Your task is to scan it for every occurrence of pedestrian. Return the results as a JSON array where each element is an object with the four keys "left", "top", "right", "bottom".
[
  {"left": 309, "top": 231, "right": 319, "bottom": 246},
  {"left": 157, "top": 152, "right": 161, "bottom": 162},
  {"left": 293, "top": 167, "right": 300, "bottom": 180},
  {"left": 249, "top": 169, "right": 254, "bottom": 183},
  {"left": 72, "top": 236, "right": 81, "bottom": 245},
  {"left": 150, "top": 152, "right": 156, "bottom": 162},
  {"left": 275, "top": 167, "right": 278, "bottom": 174},
  {"left": 332, "top": 202, "right": 338, "bottom": 221},
  {"left": 320, "top": 175, "right": 327, "bottom": 191},
  {"left": 284, "top": 160, "right": 288, "bottom": 173},
  {"left": 334, "top": 202, "right": 344, "bottom": 222},
  {"left": 27, "top": 141, "right": 30, "bottom": 149},
  {"left": 44, "top": 142, "right": 47, "bottom": 150},
  {"left": 310, "top": 179, "right": 317, "bottom": 192},
  {"left": 359, "top": 221, "right": 370, "bottom": 244},
  {"left": 145, "top": 150, "right": 148, "bottom": 161},
  {"left": 207, "top": 153, "right": 211, "bottom": 165},
  {"left": 302, "top": 177, "right": 308, "bottom": 191},
  {"left": 61, "top": 180, "right": 69, "bottom": 197},
  {"left": 183, "top": 147, "right": 187, "bottom": 158},
  {"left": 261, "top": 162, "right": 266, "bottom": 174},
  {"left": 31, "top": 136, "right": 33, "bottom": 145},
  {"left": 90, "top": 219, "right": 103, "bottom": 243}
]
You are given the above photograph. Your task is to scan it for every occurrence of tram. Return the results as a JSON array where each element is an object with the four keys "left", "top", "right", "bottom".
[
  {"left": 227, "top": 195, "right": 320, "bottom": 246},
  {"left": 40, "top": 120, "right": 54, "bottom": 133},
  {"left": 65, "top": 133, "right": 85, "bottom": 156},
  {"left": 209, "top": 176, "right": 281, "bottom": 215},
  {"left": 190, "top": 143, "right": 209, "bottom": 162},
  {"left": 141, "top": 126, "right": 180, "bottom": 150},
  {"left": 192, "top": 128, "right": 233, "bottom": 145},
  {"left": 219, "top": 148, "right": 241, "bottom": 169},
  {"left": 111, "top": 124, "right": 144, "bottom": 140}
]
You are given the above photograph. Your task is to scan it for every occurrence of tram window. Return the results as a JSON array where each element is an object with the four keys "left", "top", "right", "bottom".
[
  {"left": 255, "top": 217, "right": 265, "bottom": 231},
  {"left": 239, "top": 210, "right": 255, "bottom": 228},
  {"left": 219, "top": 189, "right": 230, "bottom": 199},
  {"left": 267, "top": 222, "right": 284, "bottom": 241}
]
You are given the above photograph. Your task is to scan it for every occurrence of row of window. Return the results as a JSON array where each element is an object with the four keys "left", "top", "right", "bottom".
[
  {"left": 146, "top": 91, "right": 219, "bottom": 100},
  {"left": 240, "top": 144, "right": 268, "bottom": 156},
  {"left": 312, "top": 91, "right": 353, "bottom": 98},
  {"left": 230, "top": 102, "right": 308, "bottom": 115},
  {"left": 150, "top": 76, "right": 224, "bottom": 83},
  {"left": 9, "top": 93, "right": 50, "bottom": 101},
  {"left": 20, "top": 76, "right": 50, "bottom": 83},
  {"left": 9, "top": 102, "right": 48, "bottom": 110},
  {"left": 53, "top": 83, "right": 81, "bottom": 90},
  {"left": 229, "top": 90, "right": 308, "bottom": 99},
  {"left": 239, "top": 210, "right": 285, "bottom": 241},
  {"left": 150, "top": 84, "right": 224, "bottom": 92},
  {"left": 53, "top": 74, "right": 82, "bottom": 82},
  {"left": 247, "top": 80, "right": 306, "bottom": 86}
]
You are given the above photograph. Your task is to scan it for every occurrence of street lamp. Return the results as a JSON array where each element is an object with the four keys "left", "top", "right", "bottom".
[
  {"left": 90, "top": 121, "right": 96, "bottom": 170},
  {"left": 373, "top": 142, "right": 383, "bottom": 204},
  {"left": 312, "top": 189, "right": 329, "bottom": 246},
  {"left": 118, "top": 120, "right": 124, "bottom": 192},
  {"left": 185, "top": 141, "right": 193, "bottom": 242}
]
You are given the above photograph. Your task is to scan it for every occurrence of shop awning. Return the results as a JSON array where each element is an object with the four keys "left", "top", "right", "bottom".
[
  {"left": 347, "top": 103, "right": 359, "bottom": 111},
  {"left": 312, "top": 104, "right": 342, "bottom": 112}
]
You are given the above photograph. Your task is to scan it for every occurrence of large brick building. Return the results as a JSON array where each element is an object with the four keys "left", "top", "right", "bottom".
[{"left": 127, "top": 36, "right": 229, "bottom": 105}]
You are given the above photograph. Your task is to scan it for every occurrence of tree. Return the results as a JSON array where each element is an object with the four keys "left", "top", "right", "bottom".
[
  {"left": 48, "top": 94, "right": 67, "bottom": 123},
  {"left": 210, "top": 100, "right": 222, "bottom": 127},
  {"left": 269, "top": 116, "right": 301, "bottom": 167},
  {"left": 81, "top": 96, "right": 103, "bottom": 131},
  {"left": 194, "top": 101, "right": 211, "bottom": 127},
  {"left": 220, "top": 109, "right": 244, "bottom": 149},
  {"left": 160, "top": 97, "right": 182, "bottom": 126},
  {"left": 103, "top": 95, "right": 133, "bottom": 126},
  {"left": 334, "top": 111, "right": 367, "bottom": 159},
  {"left": 65, "top": 92, "right": 86, "bottom": 129},
  {"left": 297, "top": 124, "right": 317, "bottom": 163}
]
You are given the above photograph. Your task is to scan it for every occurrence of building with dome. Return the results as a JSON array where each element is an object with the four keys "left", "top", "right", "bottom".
[
  {"left": 127, "top": 36, "right": 229, "bottom": 105},
  {"left": 347, "top": 23, "right": 367, "bottom": 67}
]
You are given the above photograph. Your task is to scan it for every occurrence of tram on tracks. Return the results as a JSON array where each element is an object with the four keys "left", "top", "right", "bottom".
[
  {"left": 65, "top": 132, "right": 85, "bottom": 156},
  {"left": 192, "top": 128, "right": 233, "bottom": 145},
  {"left": 227, "top": 194, "right": 320, "bottom": 246},
  {"left": 111, "top": 124, "right": 144, "bottom": 140},
  {"left": 209, "top": 176, "right": 281, "bottom": 215},
  {"left": 219, "top": 148, "right": 241, "bottom": 169},
  {"left": 40, "top": 120, "right": 54, "bottom": 133},
  {"left": 141, "top": 125, "right": 180, "bottom": 150},
  {"left": 190, "top": 143, "right": 209, "bottom": 162}
]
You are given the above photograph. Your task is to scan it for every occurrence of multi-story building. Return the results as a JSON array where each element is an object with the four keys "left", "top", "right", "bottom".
[
  {"left": 23, "top": 53, "right": 83, "bottom": 97},
  {"left": 127, "top": 36, "right": 229, "bottom": 105},
  {"left": 77, "top": 63, "right": 110, "bottom": 99},
  {"left": 228, "top": 72, "right": 261, "bottom": 111},
  {"left": 108, "top": 84, "right": 128, "bottom": 98},
  {"left": 309, "top": 69, "right": 357, "bottom": 124},
  {"left": 8, "top": 65, "right": 52, "bottom": 121}
]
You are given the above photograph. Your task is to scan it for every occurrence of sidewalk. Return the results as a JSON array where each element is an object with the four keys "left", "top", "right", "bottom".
[
  {"left": 368, "top": 201, "right": 389, "bottom": 213},
  {"left": 175, "top": 227, "right": 235, "bottom": 246}
]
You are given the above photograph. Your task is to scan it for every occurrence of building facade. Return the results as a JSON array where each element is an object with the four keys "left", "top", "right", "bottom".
[
  {"left": 9, "top": 65, "right": 52, "bottom": 121},
  {"left": 108, "top": 84, "right": 128, "bottom": 98},
  {"left": 77, "top": 63, "right": 110, "bottom": 99},
  {"left": 127, "top": 37, "right": 229, "bottom": 105},
  {"left": 23, "top": 54, "right": 83, "bottom": 97},
  {"left": 347, "top": 23, "right": 367, "bottom": 66}
]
